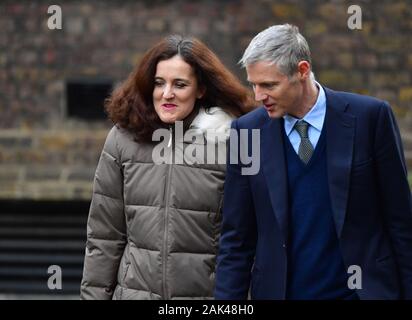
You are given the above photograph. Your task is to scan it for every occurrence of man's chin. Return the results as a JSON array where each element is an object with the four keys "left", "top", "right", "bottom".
[{"left": 266, "top": 108, "right": 284, "bottom": 119}]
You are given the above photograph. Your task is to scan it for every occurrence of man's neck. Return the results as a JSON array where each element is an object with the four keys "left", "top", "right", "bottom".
[{"left": 293, "top": 81, "right": 319, "bottom": 119}]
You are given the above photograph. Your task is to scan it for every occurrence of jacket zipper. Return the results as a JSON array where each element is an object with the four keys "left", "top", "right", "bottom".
[{"left": 162, "top": 126, "right": 173, "bottom": 299}]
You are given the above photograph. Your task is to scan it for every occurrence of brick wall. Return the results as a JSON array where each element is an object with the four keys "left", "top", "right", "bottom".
[{"left": 1, "top": 0, "right": 412, "bottom": 199}]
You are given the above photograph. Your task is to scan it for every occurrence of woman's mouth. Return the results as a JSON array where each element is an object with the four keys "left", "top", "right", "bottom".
[{"left": 162, "top": 104, "right": 177, "bottom": 110}]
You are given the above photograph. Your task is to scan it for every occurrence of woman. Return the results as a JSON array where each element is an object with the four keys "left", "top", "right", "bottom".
[{"left": 80, "top": 35, "right": 253, "bottom": 299}]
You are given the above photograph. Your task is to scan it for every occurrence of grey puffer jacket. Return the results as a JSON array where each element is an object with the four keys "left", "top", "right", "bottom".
[{"left": 80, "top": 107, "right": 233, "bottom": 300}]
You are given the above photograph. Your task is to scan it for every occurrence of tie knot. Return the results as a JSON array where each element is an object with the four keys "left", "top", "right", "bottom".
[{"left": 294, "top": 120, "right": 309, "bottom": 138}]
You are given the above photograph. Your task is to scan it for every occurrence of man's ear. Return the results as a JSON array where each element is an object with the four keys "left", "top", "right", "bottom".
[{"left": 297, "top": 61, "right": 311, "bottom": 80}]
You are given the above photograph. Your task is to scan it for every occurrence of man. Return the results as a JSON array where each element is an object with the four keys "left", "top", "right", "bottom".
[{"left": 215, "top": 24, "right": 412, "bottom": 300}]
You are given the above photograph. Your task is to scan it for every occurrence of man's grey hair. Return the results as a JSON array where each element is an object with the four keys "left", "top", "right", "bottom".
[{"left": 240, "top": 24, "right": 313, "bottom": 78}]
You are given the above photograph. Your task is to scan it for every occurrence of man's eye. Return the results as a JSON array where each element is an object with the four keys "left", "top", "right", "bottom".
[{"left": 262, "top": 84, "right": 276, "bottom": 90}]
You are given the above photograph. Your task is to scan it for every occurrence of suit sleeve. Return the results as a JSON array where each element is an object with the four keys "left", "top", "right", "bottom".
[
  {"left": 215, "top": 120, "right": 257, "bottom": 299},
  {"left": 374, "top": 102, "right": 412, "bottom": 298},
  {"left": 80, "top": 127, "right": 127, "bottom": 300}
]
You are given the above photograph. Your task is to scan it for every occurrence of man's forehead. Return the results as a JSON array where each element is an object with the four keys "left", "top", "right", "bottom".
[
  {"left": 246, "top": 67, "right": 285, "bottom": 83},
  {"left": 246, "top": 60, "right": 283, "bottom": 72}
]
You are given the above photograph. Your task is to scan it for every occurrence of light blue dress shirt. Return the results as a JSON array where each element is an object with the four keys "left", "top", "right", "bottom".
[{"left": 283, "top": 83, "right": 326, "bottom": 154}]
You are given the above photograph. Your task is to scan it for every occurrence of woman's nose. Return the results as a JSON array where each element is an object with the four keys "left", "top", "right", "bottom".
[{"left": 163, "top": 85, "right": 175, "bottom": 99}]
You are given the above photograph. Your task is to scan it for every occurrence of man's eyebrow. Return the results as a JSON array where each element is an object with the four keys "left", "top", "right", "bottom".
[{"left": 248, "top": 81, "right": 278, "bottom": 86}]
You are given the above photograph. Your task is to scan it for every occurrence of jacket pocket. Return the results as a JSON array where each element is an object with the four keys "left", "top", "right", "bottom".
[
  {"left": 207, "top": 193, "right": 224, "bottom": 224},
  {"left": 208, "top": 196, "right": 223, "bottom": 256},
  {"left": 251, "top": 267, "right": 261, "bottom": 297},
  {"left": 376, "top": 255, "right": 394, "bottom": 265},
  {"left": 351, "top": 157, "right": 374, "bottom": 173},
  {"left": 215, "top": 194, "right": 224, "bottom": 223},
  {"left": 351, "top": 157, "right": 375, "bottom": 187},
  {"left": 122, "top": 262, "right": 130, "bottom": 283}
]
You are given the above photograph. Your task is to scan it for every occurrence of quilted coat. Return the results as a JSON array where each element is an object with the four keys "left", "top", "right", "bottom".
[{"left": 80, "top": 107, "right": 233, "bottom": 299}]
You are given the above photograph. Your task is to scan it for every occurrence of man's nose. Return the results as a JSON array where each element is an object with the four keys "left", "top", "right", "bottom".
[{"left": 254, "top": 86, "right": 267, "bottom": 101}]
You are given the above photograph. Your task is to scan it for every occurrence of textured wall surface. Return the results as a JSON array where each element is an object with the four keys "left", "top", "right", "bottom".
[{"left": 1, "top": 0, "right": 412, "bottom": 199}]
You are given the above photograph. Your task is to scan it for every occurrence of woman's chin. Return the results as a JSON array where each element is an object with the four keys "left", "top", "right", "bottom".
[{"left": 159, "top": 115, "right": 177, "bottom": 125}]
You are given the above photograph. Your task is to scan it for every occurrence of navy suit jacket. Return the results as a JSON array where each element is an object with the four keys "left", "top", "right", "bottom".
[{"left": 215, "top": 87, "right": 412, "bottom": 299}]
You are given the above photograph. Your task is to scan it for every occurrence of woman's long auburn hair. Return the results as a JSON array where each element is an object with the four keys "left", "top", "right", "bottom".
[{"left": 105, "top": 35, "right": 255, "bottom": 143}]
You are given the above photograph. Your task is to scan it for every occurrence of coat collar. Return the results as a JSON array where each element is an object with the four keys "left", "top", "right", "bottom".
[{"left": 182, "top": 107, "right": 234, "bottom": 144}]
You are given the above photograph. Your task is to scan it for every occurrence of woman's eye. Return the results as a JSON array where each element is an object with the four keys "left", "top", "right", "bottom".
[
  {"left": 154, "top": 80, "right": 164, "bottom": 86},
  {"left": 175, "top": 82, "right": 187, "bottom": 88}
]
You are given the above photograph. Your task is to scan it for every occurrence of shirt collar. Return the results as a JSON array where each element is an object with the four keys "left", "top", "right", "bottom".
[{"left": 283, "top": 82, "right": 326, "bottom": 136}]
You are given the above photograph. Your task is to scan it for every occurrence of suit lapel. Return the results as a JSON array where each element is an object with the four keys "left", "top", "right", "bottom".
[
  {"left": 324, "top": 88, "right": 356, "bottom": 238},
  {"left": 261, "top": 118, "right": 289, "bottom": 243}
]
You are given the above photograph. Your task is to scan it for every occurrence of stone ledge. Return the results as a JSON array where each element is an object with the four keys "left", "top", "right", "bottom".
[{"left": 0, "top": 181, "right": 93, "bottom": 201}]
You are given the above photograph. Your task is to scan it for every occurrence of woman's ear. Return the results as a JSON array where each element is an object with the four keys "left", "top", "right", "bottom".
[{"left": 197, "top": 86, "right": 206, "bottom": 99}]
